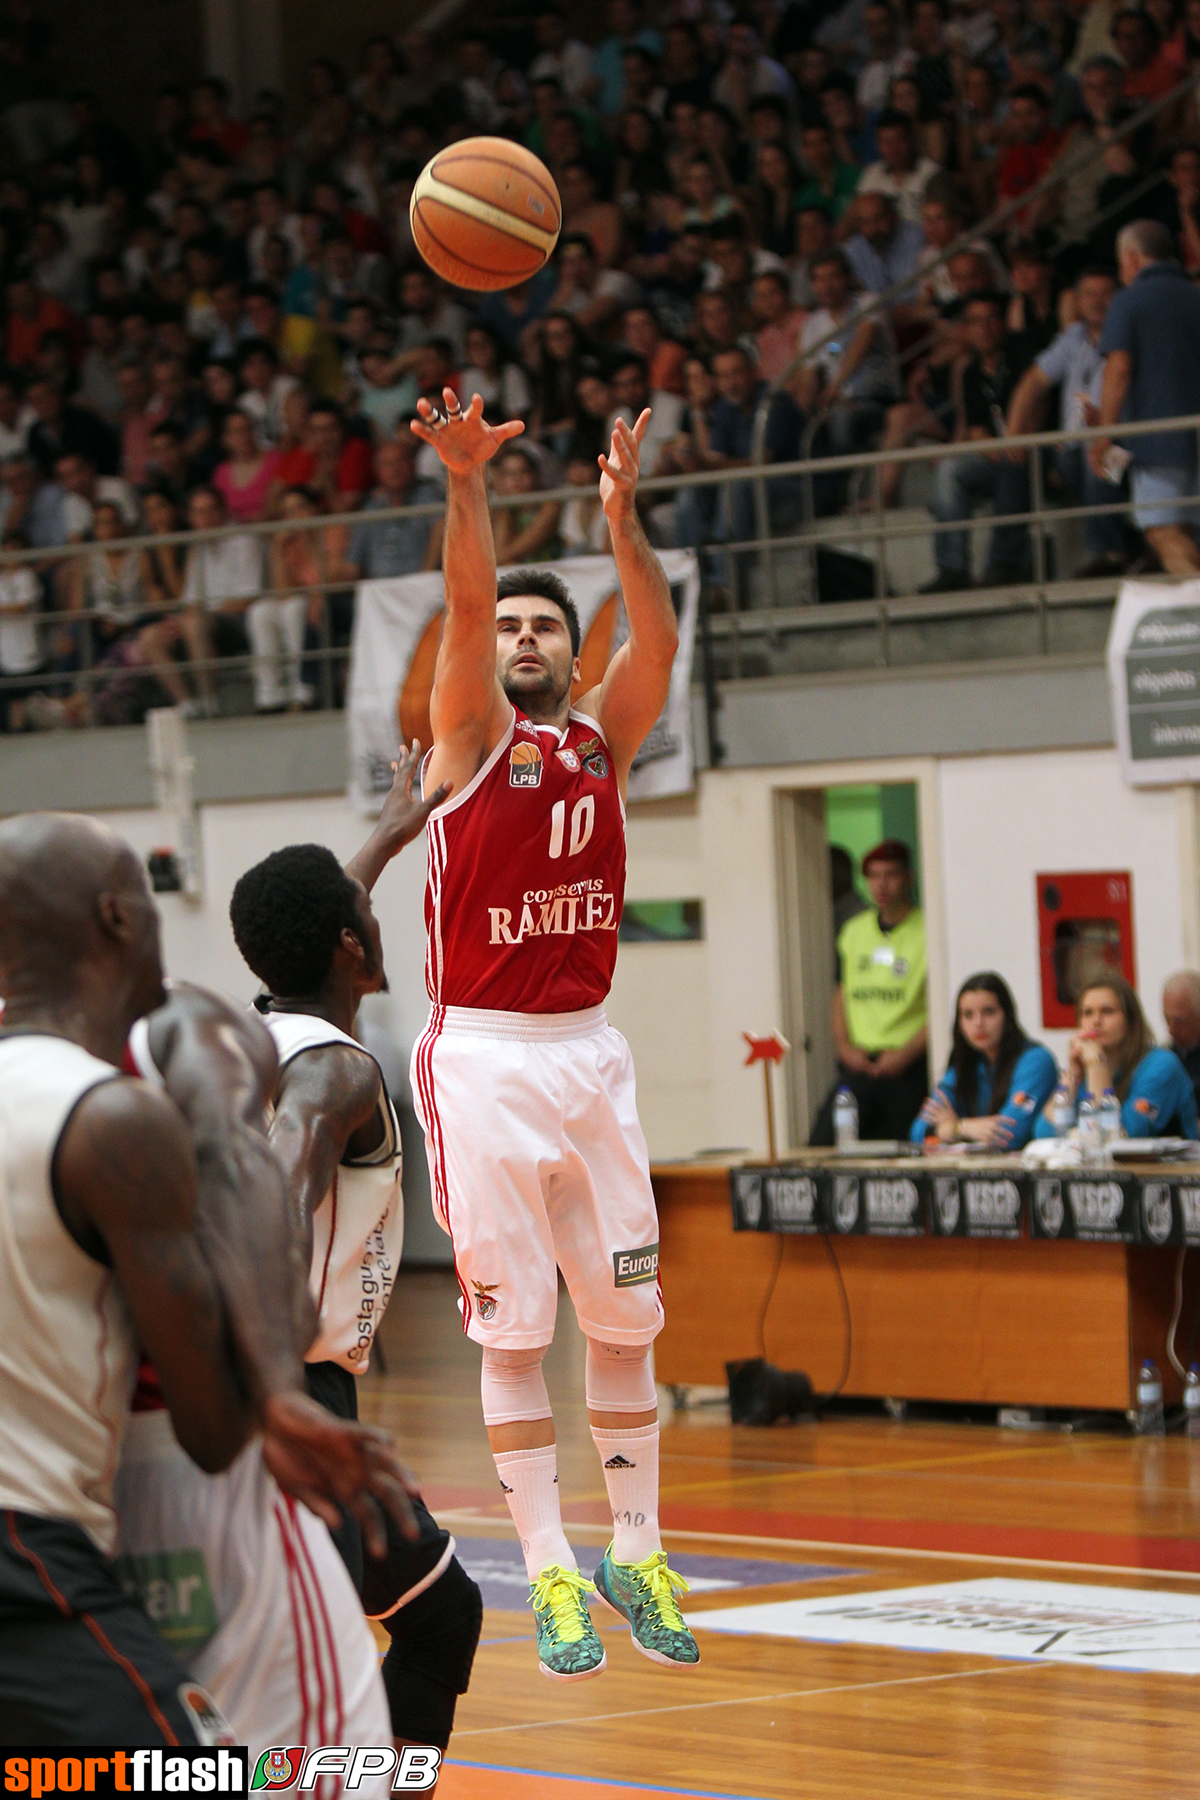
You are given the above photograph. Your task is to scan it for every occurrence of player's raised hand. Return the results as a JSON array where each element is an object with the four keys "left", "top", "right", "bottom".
[
  {"left": 343, "top": 740, "right": 452, "bottom": 892},
  {"left": 382, "top": 740, "right": 452, "bottom": 846},
  {"left": 261, "top": 1389, "right": 421, "bottom": 1550},
  {"left": 599, "top": 408, "right": 649, "bottom": 522},
  {"left": 410, "top": 387, "right": 524, "bottom": 474}
]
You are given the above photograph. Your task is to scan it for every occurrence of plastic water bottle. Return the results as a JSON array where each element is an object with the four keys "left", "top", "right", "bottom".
[
  {"left": 1099, "top": 1088, "right": 1122, "bottom": 1155},
  {"left": 1136, "top": 1359, "right": 1165, "bottom": 1436},
  {"left": 834, "top": 1087, "right": 858, "bottom": 1149},
  {"left": 1184, "top": 1365, "right": 1200, "bottom": 1440},
  {"left": 1078, "top": 1093, "right": 1103, "bottom": 1163},
  {"left": 1049, "top": 1082, "right": 1073, "bottom": 1138}
]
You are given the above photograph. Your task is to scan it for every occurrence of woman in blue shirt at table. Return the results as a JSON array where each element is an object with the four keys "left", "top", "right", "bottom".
[
  {"left": 1032, "top": 975, "right": 1199, "bottom": 1141},
  {"left": 911, "top": 972, "right": 1058, "bottom": 1150}
]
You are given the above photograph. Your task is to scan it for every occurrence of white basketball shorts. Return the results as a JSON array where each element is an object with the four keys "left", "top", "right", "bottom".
[
  {"left": 115, "top": 1410, "right": 391, "bottom": 1774},
  {"left": 411, "top": 1005, "right": 664, "bottom": 1350}
]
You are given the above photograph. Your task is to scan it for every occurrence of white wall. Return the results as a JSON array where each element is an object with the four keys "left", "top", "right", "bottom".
[
  {"left": 87, "top": 743, "right": 1200, "bottom": 1175},
  {"left": 936, "top": 748, "right": 1193, "bottom": 1067}
]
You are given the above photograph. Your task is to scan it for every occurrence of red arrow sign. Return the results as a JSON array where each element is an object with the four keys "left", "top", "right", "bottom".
[{"left": 743, "top": 1031, "right": 789, "bottom": 1066}]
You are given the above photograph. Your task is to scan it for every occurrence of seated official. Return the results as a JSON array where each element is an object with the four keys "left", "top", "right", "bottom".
[
  {"left": 911, "top": 972, "right": 1058, "bottom": 1151},
  {"left": 810, "top": 837, "right": 928, "bottom": 1145},
  {"left": 1162, "top": 970, "right": 1200, "bottom": 1117},
  {"left": 1033, "top": 976, "right": 1199, "bottom": 1141}
]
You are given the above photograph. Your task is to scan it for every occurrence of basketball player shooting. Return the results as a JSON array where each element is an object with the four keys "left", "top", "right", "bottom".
[{"left": 408, "top": 387, "right": 699, "bottom": 1678}]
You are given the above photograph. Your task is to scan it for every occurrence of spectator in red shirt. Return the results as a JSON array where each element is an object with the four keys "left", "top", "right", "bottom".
[
  {"left": 1113, "top": 9, "right": 1180, "bottom": 104},
  {"left": 281, "top": 400, "right": 373, "bottom": 512},
  {"left": 5, "top": 274, "right": 82, "bottom": 370},
  {"left": 996, "top": 85, "right": 1062, "bottom": 226},
  {"left": 188, "top": 77, "right": 249, "bottom": 163}
]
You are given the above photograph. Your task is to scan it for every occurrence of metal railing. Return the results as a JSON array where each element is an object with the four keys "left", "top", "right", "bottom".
[{"left": 1, "top": 409, "right": 1196, "bottom": 735}]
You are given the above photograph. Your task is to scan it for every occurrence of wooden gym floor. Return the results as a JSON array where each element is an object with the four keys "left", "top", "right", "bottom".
[{"left": 361, "top": 1270, "right": 1200, "bottom": 1800}]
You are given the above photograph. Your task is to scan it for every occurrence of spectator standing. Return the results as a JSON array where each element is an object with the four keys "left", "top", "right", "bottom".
[
  {"left": 1092, "top": 219, "right": 1200, "bottom": 574},
  {"left": 810, "top": 837, "right": 929, "bottom": 1146},
  {"left": 1162, "top": 971, "right": 1200, "bottom": 1112},
  {"left": 912, "top": 972, "right": 1058, "bottom": 1150},
  {"left": 1007, "top": 265, "right": 1132, "bottom": 576}
]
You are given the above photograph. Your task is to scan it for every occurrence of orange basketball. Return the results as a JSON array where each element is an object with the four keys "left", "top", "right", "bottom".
[{"left": 409, "top": 138, "right": 561, "bottom": 292}]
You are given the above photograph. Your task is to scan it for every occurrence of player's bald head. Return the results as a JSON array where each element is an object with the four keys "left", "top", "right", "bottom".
[{"left": 0, "top": 812, "right": 161, "bottom": 1006}]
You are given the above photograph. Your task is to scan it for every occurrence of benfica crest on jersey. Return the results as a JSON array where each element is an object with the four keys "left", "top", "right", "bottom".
[{"left": 574, "top": 735, "right": 609, "bottom": 779}]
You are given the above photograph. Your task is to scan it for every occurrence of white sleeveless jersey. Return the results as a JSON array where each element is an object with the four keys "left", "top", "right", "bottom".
[
  {"left": 263, "top": 1011, "right": 403, "bottom": 1376},
  {"left": 0, "top": 1034, "right": 139, "bottom": 1553}
]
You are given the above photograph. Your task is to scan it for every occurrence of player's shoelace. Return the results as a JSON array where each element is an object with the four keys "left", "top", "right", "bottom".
[
  {"left": 529, "top": 1566, "right": 597, "bottom": 1643},
  {"left": 631, "top": 1552, "right": 690, "bottom": 1630}
]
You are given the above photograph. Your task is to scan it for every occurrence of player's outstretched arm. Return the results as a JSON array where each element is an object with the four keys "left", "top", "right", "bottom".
[
  {"left": 146, "top": 987, "right": 315, "bottom": 1403},
  {"left": 586, "top": 410, "right": 679, "bottom": 788},
  {"left": 344, "top": 741, "right": 451, "bottom": 895},
  {"left": 56, "top": 1079, "right": 255, "bottom": 1475},
  {"left": 410, "top": 389, "right": 522, "bottom": 793},
  {"left": 150, "top": 988, "right": 419, "bottom": 1548}
]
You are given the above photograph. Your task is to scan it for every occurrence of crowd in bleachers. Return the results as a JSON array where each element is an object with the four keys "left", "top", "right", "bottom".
[{"left": 4, "top": 0, "right": 1200, "bottom": 729}]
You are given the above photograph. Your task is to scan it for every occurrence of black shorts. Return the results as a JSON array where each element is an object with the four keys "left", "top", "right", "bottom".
[
  {"left": 0, "top": 1509, "right": 200, "bottom": 1747},
  {"left": 302, "top": 1362, "right": 452, "bottom": 1618}
]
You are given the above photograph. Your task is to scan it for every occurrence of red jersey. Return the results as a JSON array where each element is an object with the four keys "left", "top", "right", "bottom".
[{"left": 425, "top": 707, "right": 625, "bottom": 1013}]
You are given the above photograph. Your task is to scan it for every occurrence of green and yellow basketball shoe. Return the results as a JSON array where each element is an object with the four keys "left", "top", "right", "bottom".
[
  {"left": 529, "top": 1565, "right": 607, "bottom": 1681},
  {"left": 593, "top": 1545, "right": 701, "bottom": 1667}
]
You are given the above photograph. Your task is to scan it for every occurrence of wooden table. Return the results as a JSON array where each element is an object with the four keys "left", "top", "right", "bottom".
[{"left": 652, "top": 1155, "right": 1200, "bottom": 1411}]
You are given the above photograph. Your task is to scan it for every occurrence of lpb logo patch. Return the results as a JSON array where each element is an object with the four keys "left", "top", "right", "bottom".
[{"left": 509, "top": 741, "right": 543, "bottom": 787}]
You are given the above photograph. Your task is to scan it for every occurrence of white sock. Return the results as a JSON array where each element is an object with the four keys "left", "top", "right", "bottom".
[
  {"left": 591, "top": 1422, "right": 662, "bottom": 1564},
  {"left": 494, "top": 1444, "right": 576, "bottom": 1579}
]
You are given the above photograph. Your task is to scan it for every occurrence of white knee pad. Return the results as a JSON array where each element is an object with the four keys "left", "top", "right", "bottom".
[
  {"left": 585, "top": 1340, "right": 657, "bottom": 1413},
  {"left": 480, "top": 1345, "right": 553, "bottom": 1426}
]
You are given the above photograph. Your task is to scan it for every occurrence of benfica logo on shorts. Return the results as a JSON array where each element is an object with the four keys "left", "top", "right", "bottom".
[
  {"left": 472, "top": 1279, "right": 499, "bottom": 1319},
  {"left": 510, "top": 741, "right": 543, "bottom": 787},
  {"left": 575, "top": 735, "right": 609, "bottom": 779}
]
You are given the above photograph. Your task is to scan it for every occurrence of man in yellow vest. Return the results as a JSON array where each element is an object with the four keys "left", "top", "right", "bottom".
[{"left": 810, "top": 838, "right": 928, "bottom": 1145}]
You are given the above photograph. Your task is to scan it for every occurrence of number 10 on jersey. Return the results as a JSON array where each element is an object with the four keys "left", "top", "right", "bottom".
[{"left": 548, "top": 795, "right": 595, "bottom": 860}]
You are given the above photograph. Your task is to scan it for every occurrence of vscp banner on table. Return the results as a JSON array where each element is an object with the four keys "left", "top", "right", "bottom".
[{"left": 1107, "top": 577, "right": 1200, "bottom": 784}]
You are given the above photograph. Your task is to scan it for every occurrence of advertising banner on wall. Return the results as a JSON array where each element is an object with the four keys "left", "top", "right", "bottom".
[
  {"left": 1107, "top": 577, "right": 1200, "bottom": 784},
  {"left": 346, "top": 551, "right": 699, "bottom": 814}
]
